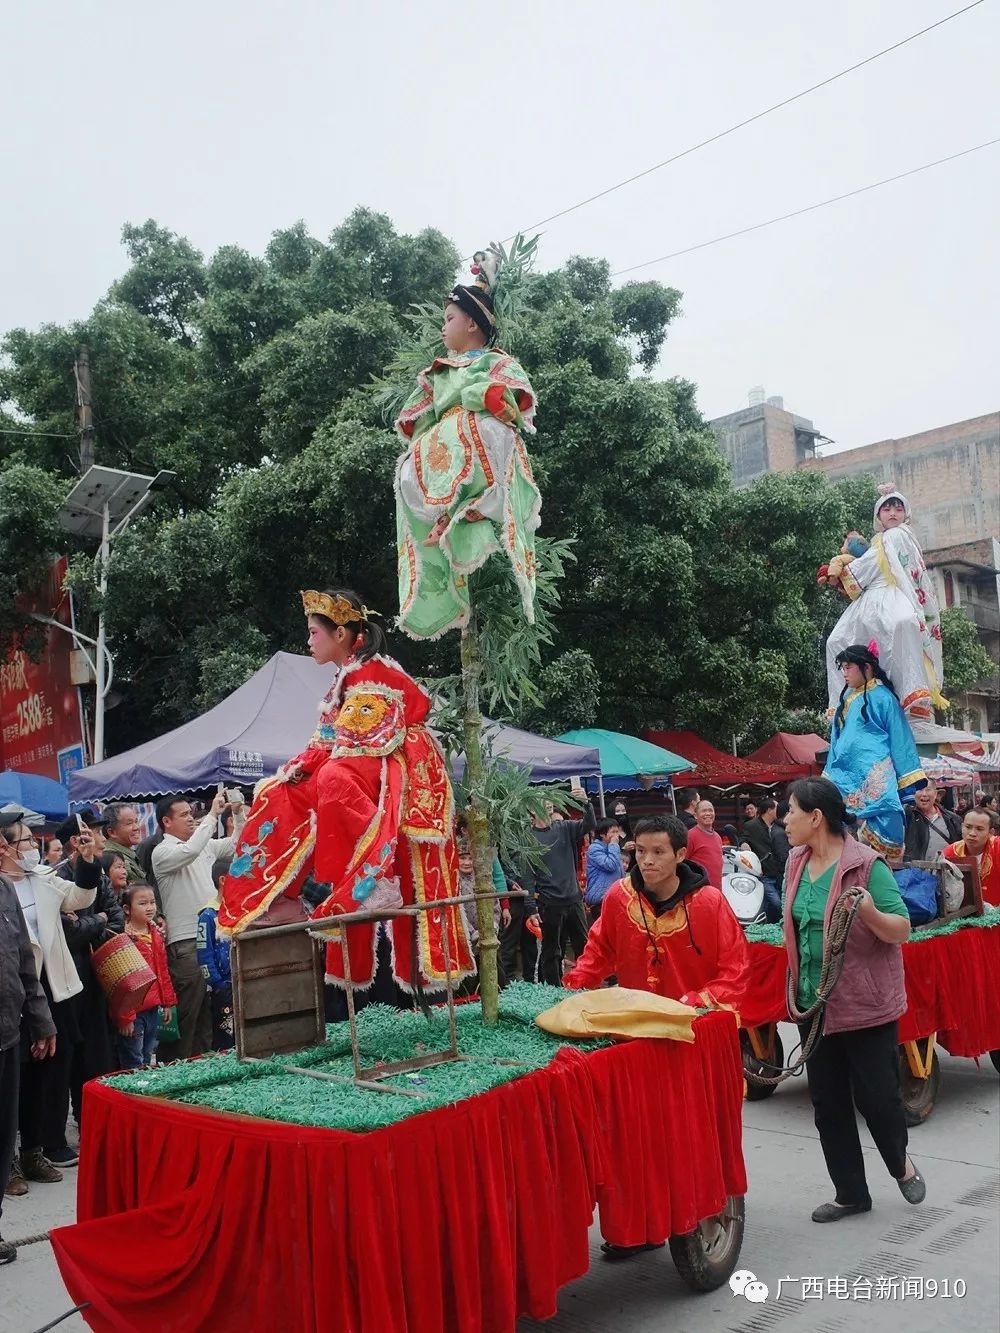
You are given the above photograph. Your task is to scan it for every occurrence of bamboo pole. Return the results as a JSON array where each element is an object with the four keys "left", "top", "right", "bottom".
[{"left": 460, "top": 601, "right": 501, "bottom": 1025}]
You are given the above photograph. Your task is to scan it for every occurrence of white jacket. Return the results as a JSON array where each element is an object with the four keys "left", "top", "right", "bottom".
[{"left": 18, "top": 868, "right": 96, "bottom": 1004}]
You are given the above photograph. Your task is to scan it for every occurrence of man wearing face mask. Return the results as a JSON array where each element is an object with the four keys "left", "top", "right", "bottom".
[{"left": 0, "top": 819, "right": 95, "bottom": 1192}]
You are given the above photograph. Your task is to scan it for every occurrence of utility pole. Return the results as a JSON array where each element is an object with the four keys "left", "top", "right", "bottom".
[{"left": 74, "top": 346, "right": 95, "bottom": 472}]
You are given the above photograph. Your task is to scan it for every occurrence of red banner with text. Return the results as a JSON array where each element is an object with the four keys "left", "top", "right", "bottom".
[{"left": 0, "top": 557, "right": 87, "bottom": 784}]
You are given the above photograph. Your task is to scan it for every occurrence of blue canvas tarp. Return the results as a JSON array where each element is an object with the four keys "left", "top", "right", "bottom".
[{"left": 69, "top": 653, "right": 602, "bottom": 801}]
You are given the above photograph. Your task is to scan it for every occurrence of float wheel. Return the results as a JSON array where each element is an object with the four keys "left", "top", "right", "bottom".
[{"left": 669, "top": 1195, "right": 745, "bottom": 1292}]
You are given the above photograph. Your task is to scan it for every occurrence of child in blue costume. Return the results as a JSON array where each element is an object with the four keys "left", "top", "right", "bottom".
[
  {"left": 823, "top": 643, "right": 927, "bottom": 858},
  {"left": 197, "top": 898, "right": 233, "bottom": 1050}
]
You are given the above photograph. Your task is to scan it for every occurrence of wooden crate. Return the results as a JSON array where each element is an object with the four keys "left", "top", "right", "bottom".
[{"left": 231, "top": 926, "right": 325, "bottom": 1059}]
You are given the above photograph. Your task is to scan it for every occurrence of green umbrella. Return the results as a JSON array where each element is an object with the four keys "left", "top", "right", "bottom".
[{"left": 554, "top": 728, "right": 694, "bottom": 777}]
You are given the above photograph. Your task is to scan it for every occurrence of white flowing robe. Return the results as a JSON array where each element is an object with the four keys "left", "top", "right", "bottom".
[{"left": 825, "top": 526, "right": 946, "bottom": 721}]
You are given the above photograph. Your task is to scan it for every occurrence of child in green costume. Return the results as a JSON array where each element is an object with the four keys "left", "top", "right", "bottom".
[{"left": 394, "top": 269, "right": 541, "bottom": 639}]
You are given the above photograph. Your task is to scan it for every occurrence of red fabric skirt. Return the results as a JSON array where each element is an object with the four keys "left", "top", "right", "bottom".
[
  {"left": 742, "top": 924, "right": 1000, "bottom": 1055},
  {"left": 51, "top": 1013, "right": 746, "bottom": 1333}
]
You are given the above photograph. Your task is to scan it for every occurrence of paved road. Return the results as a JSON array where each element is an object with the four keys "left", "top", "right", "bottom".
[{"left": 2, "top": 1028, "right": 997, "bottom": 1333}]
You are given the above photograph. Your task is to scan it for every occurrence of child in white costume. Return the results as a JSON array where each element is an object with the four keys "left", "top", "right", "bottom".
[{"left": 824, "top": 486, "right": 946, "bottom": 722}]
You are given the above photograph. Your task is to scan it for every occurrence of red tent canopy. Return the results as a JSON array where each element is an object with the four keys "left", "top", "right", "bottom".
[
  {"left": 644, "top": 730, "right": 804, "bottom": 789},
  {"left": 748, "top": 732, "right": 826, "bottom": 773}
]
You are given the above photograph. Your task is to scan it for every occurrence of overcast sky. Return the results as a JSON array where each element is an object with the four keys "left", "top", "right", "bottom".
[{"left": 2, "top": 0, "right": 997, "bottom": 452}]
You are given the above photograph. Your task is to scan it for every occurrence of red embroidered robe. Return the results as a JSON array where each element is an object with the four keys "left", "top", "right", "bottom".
[{"left": 218, "top": 654, "right": 474, "bottom": 991}]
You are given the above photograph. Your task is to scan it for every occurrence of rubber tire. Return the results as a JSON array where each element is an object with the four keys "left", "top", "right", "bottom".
[
  {"left": 989, "top": 1049, "right": 1000, "bottom": 1075},
  {"left": 669, "top": 1194, "right": 745, "bottom": 1293},
  {"left": 741, "top": 1029, "right": 784, "bottom": 1101},
  {"left": 899, "top": 1043, "right": 940, "bottom": 1127}
]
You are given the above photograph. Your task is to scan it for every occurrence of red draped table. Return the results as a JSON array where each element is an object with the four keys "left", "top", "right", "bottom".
[
  {"left": 51, "top": 1011, "right": 746, "bottom": 1333},
  {"left": 741, "top": 922, "right": 1000, "bottom": 1054}
]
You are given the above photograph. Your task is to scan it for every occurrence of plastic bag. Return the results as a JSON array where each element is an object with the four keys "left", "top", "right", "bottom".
[{"left": 893, "top": 867, "right": 939, "bottom": 925}]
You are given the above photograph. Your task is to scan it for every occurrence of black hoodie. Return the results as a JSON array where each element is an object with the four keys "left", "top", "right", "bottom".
[{"left": 630, "top": 857, "right": 709, "bottom": 958}]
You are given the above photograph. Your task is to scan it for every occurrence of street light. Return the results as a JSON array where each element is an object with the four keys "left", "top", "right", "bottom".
[{"left": 57, "top": 465, "right": 175, "bottom": 763}]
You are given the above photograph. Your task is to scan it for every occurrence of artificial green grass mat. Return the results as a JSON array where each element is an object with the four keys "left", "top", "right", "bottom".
[
  {"left": 101, "top": 981, "right": 609, "bottom": 1132},
  {"left": 744, "top": 903, "right": 1000, "bottom": 946}
]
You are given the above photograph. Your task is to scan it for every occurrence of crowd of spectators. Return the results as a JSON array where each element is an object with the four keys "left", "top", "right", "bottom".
[{"left": 0, "top": 791, "right": 241, "bottom": 1252}]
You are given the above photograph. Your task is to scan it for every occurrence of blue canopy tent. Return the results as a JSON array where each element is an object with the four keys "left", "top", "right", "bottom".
[
  {"left": 69, "top": 653, "right": 603, "bottom": 802},
  {"left": 555, "top": 728, "right": 694, "bottom": 813},
  {"left": 0, "top": 771, "right": 70, "bottom": 821}
]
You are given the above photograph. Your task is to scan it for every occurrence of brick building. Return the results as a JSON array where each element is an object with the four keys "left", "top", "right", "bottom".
[
  {"left": 708, "top": 392, "right": 827, "bottom": 488},
  {"left": 801, "top": 412, "right": 1000, "bottom": 551},
  {"left": 708, "top": 399, "right": 1000, "bottom": 727}
]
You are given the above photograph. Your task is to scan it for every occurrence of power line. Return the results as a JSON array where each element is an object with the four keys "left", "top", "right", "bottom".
[
  {"left": 494, "top": 0, "right": 986, "bottom": 245},
  {"left": 0, "top": 426, "right": 76, "bottom": 439},
  {"left": 611, "top": 138, "right": 1000, "bottom": 276}
]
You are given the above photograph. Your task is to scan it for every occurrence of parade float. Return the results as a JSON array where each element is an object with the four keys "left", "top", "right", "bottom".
[{"left": 50, "top": 241, "right": 748, "bottom": 1332}]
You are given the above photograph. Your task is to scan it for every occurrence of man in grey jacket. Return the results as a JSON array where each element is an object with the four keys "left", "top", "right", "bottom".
[{"left": 0, "top": 810, "right": 56, "bottom": 1265}]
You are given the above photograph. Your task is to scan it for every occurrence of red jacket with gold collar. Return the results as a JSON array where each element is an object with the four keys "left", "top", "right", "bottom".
[{"left": 563, "top": 863, "right": 749, "bottom": 1010}]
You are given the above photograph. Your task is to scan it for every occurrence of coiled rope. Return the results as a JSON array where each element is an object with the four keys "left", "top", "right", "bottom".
[{"left": 745, "top": 885, "right": 865, "bottom": 1088}]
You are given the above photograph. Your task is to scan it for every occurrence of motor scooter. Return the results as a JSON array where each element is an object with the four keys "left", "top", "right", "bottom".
[{"left": 721, "top": 846, "right": 766, "bottom": 927}]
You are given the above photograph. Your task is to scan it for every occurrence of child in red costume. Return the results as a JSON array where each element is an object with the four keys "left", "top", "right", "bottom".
[
  {"left": 218, "top": 588, "right": 474, "bottom": 994},
  {"left": 116, "top": 884, "right": 177, "bottom": 1069},
  {"left": 563, "top": 814, "right": 749, "bottom": 1011}
]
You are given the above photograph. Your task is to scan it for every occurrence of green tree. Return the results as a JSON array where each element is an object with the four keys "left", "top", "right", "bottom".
[
  {"left": 940, "top": 606, "right": 996, "bottom": 720},
  {"left": 112, "top": 220, "right": 207, "bottom": 345},
  {"left": 0, "top": 213, "right": 886, "bottom": 758},
  {"left": 0, "top": 464, "right": 68, "bottom": 649}
]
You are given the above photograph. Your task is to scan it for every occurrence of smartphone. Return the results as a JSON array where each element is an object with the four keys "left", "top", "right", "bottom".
[
  {"left": 75, "top": 813, "right": 87, "bottom": 835},
  {"left": 226, "top": 788, "right": 244, "bottom": 805},
  {"left": 217, "top": 782, "right": 225, "bottom": 798}
]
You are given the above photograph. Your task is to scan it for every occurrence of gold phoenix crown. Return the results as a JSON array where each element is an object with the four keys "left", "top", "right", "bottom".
[{"left": 300, "top": 590, "right": 375, "bottom": 624}]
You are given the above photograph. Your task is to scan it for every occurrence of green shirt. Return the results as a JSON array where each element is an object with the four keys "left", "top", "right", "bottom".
[{"left": 792, "top": 859, "right": 908, "bottom": 1009}]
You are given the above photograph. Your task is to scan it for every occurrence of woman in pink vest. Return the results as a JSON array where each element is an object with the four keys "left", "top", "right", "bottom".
[{"left": 783, "top": 777, "right": 926, "bottom": 1223}]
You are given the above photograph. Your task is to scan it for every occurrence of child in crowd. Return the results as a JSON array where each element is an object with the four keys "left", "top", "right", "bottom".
[
  {"left": 117, "top": 884, "right": 176, "bottom": 1069},
  {"left": 197, "top": 896, "right": 234, "bottom": 1050}
]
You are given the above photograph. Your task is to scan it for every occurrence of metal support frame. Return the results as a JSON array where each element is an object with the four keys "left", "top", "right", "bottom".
[{"left": 234, "top": 889, "right": 521, "bottom": 1097}]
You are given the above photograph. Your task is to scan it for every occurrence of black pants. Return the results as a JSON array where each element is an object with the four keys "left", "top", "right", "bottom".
[
  {"left": 0, "top": 1045, "right": 19, "bottom": 1226},
  {"left": 18, "top": 982, "right": 77, "bottom": 1156},
  {"left": 160, "top": 940, "right": 211, "bottom": 1061},
  {"left": 538, "top": 899, "right": 589, "bottom": 986},
  {"left": 68, "top": 969, "right": 114, "bottom": 1132},
  {"left": 802, "top": 1019, "right": 908, "bottom": 1206},
  {"left": 498, "top": 898, "right": 538, "bottom": 982},
  {"left": 325, "top": 928, "right": 414, "bottom": 1022}
]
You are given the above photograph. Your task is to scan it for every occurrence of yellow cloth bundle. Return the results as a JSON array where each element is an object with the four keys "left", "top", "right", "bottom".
[{"left": 534, "top": 987, "right": 698, "bottom": 1043}]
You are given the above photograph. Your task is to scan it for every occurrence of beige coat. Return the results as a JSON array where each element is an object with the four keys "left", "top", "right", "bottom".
[{"left": 18, "top": 868, "right": 96, "bottom": 1004}]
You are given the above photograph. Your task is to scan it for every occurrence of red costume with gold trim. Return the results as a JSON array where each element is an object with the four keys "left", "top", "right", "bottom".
[
  {"left": 218, "top": 654, "right": 474, "bottom": 991},
  {"left": 944, "top": 834, "right": 1000, "bottom": 907},
  {"left": 563, "top": 866, "right": 749, "bottom": 1011}
]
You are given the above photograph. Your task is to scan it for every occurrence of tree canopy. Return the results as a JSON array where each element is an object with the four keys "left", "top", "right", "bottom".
[{"left": 1, "top": 209, "right": 937, "bottom": 756}]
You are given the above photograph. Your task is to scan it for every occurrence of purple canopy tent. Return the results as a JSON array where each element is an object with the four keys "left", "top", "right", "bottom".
[
  {"left": 69, "top": 653, "right": 601, "bottom": 802},
  {"left": 68, "top": 653, "right": 336, "bottom": 801}
]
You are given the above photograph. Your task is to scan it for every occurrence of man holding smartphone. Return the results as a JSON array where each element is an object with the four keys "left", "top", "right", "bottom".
[{"left": 152, "top": 790, "right": 244, "bottom": 1060}]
